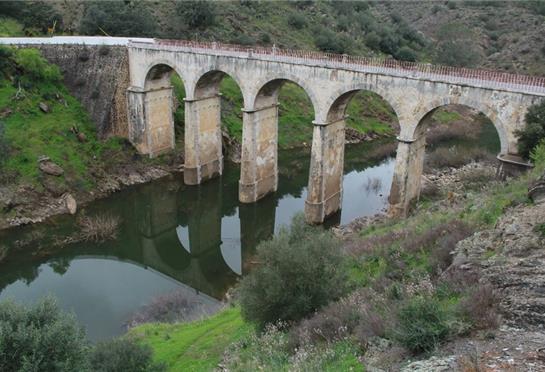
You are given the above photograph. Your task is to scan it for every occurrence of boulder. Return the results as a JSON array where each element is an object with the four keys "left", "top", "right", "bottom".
[
  {"left": 0, "top": 108, "right": 12, "bottom": 118},
  {"left": 41, "top": 177, "right": 67, "bottom": 197},
  {"left": 39, "top": 160, "right": 64, "bottom": 176},
  {"left": 63, "top": 193, "right": 77, "bottom": 215},
  {"left": 39, "top": 102, "right": 50, "bottom": 113}
]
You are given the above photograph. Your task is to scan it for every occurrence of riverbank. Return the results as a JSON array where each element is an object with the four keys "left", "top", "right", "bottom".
[{"left": 127, "top": 147, "right": 545, "bottom": 371}]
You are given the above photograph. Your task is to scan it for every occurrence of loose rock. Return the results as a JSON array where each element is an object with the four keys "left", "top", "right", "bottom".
[
  {"left": 39, "top": 160, "right": 64, "bottom": 176},
  {"left": 63, "top": 193, "right": 77, "bottom": 215},
  {"left": 38, "top": 102, "right": 50, "bottom": 113}
]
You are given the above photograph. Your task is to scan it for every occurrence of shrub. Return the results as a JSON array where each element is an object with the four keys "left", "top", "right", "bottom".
[
  {"left": 314, "top": 29, "right": 351, "bottom": 54},
  {"left": 424, "top": 146, "right": 495, "bottom": 170},
  {"left": 287, "top": 13, "right": 306, "bottom": 29},
  {"left": 230, "top": 34, "right": 256, "bottom": 46},
  {"left": 78, "top": 213, "right": 121, "bottom": 242},
  {"left": 396, "top": 296, "right": 451, "bottom": 353},
  {"left": 238, "top": 214, "right": 349, "bottom": 329},
  {"left": 80, "top": 1, "right": 157, "bottom": 37},
  {"left": 0, "top": 46, "right": 13, "bottom": 76},
  {"left": 515, "top": 100, "right": 545, "bottom": 159},
  {"left": 395, "top": 46, "right": 417, "bottom": 62},
  {"left": 0, "top": 1, "right": 63, "bottom": 33},
  {"left": 13, "top": 48, "right": 61, "bottom": 82},
  {"left": 126, "top": 290, "right": 217, "bottom": 328},
  {"left": 90, "top": 338, "right": 165, "bottom": 372},
  {"left": 459, "top": 284, "right": 500, "bottom": 330},
  {"left": 176, "top": 0, "right": 215, "bottom": 29},
  {"left": 0, "top": 297, "right": 89, "bottom": 371},
  {"left": 434, "top": 23, "right": 481, "bottom": 67}
]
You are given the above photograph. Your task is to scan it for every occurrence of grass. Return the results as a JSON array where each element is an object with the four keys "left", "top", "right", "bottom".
[
  {"left": 0, "top": 17, "right": 24, "bottom": 37},
  {"left": 0, "top": 78, "right": 122, "bottom": 189},
  {"left": 129, "top": 307, "right": 251, "bottom": 372}
]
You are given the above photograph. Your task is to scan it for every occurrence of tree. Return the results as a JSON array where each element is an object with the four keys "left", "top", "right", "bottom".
[
  {"left": 79, "top": 1, "right": 157, "bottom": 37},
  {"left": 395, "top": 46, "right": 418, "bottom": 62},
  {"left": 0, "top": 297, "right": 89, "bottom": 371},
  {"left": 516, "top": 100, "right": 545, "bottom": 159},
  {"left": 238, "top": 214, "right": 349, "bottom": 329},
  {"left": 434, "top": 23, "right": 481, "bottom": 67},
  {"left": 175, "top": 1, "right": 216, "bottom": 30}
]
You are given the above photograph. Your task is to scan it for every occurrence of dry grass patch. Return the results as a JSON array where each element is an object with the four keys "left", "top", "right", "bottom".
[{"left": 78, "top": 213, "right": 121, "bottom": 243}]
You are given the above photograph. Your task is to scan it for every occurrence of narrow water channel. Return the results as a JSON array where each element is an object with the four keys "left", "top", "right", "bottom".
[{"left": 0, "top": 143, "right": 394, "bottom": 340}]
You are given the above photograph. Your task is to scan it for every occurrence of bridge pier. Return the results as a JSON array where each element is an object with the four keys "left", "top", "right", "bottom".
[
  {"left": 388, "top": 135, "right": 426, "bottom": 218},
  {"left": 184, "top": 95, "right": 224, "bottom": 185},
  {"left": 305, "top": 118, "right": 345, "bottom": 224},
  {"left": 127, "top": 86, "right": 175, "bottom": 157},
  {"left": 239, "top": 104, "right": 279, "bottom": 203}
]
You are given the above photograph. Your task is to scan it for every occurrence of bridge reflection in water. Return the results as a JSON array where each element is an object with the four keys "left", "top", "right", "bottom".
[{"left": 0, "top": 145, "right": 396, "bottom": 340}]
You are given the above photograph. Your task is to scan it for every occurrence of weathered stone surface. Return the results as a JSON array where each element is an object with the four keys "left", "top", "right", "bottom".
[
  {"left": 38, "top": 102, "right": 50, "bottom": 113},
  {"left": 39, "top": 160, "right": 64, "bottom": 176},
  {"left": 42, "top": 177, "right": 67, "bottom": 197},
  {"left": 64, "top": 193, "right": 77, "bottom": 215},
  {"left": 37, "top": 44, "right": 130, "bottom": 138}
]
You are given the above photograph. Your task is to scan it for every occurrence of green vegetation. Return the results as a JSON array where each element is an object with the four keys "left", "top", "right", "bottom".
[
  {"left": 0, "top": 17, "right": 24, "bottom": 37},
  {"left": 90, "top": 338, "right": 166, "bottom": 372},
  {"left": 434, "top": 23, "right": 482, "bottom": 67},
  {"left": 0, "top": 46, "right": 122, "bottom": 189},
  {"left": 238, "top": 215, "right": 349, "bottom": 329},
  {"left": 515, "top": 99, "right": 545, "bottom": 159},
  {"left": 129, "top": 307, "right": 251, "bottom": 372},
  {"left": 171, "top": 74, "right": 396, "bottom": 149},
  {"left": 79, "top": 1, "right": 157, "bottom": 37},
  {"left": 0, "top": 297, "right": 89, "bottom": 371}
]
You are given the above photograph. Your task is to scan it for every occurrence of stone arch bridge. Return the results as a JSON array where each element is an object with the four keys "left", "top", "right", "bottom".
[
  {"left": 127, "top": 39, "right": 545, "bottom": 223},
  {"left": 2, "top": 37, "right": 544, "bottom": 223}
]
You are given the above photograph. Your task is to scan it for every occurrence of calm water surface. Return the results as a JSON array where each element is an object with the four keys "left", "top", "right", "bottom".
[
  {"left": 0, "top": 143, "right": 395, "bottom": 340},
  {"left": 0, "top": 119, "right": 500, "bottom": 341}
]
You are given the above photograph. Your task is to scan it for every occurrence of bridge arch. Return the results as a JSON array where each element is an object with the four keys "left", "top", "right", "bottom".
[
  {"left": 412, "top": 97, "right": 508, "bottom": 154},
  {"left": 251, "top": 75, "right": 319, "bottom": 119},
  {"left": 324, "top": 83, "right": 404, "bottom": 125},
  {"left": 140, "top": 59, "right": 188, "bottom": 89},
  {"left": 192, "top": 68, "right": 248, "bottom": 107}
]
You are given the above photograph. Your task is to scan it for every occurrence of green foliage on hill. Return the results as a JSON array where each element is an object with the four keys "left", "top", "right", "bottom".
[
  {"left": 516, "top": 100, "right": 545, "bottom": 159},
  {"left": 0, "top": 46, "right": 122, "bottom": 188}
]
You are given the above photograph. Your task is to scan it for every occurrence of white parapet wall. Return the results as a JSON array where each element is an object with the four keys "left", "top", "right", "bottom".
[{"left": 0, "top": 36, "right": 154, "bottom": 46}]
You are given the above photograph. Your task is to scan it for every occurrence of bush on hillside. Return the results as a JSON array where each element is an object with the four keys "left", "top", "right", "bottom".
[
  {"left": 287, "top": 13, "right": 307, "bottom": 29},
  {"left": 0, "top": 46, "right": 13, "bottom": 76},
  {"left": 0, "top": 1, "right": 62, "bottom": 34},
  {"left": 90, "top": 338, "right": 165, "bottom": 372},
  {"left": 434, "top": 23, "right": 481, "bottom": 67},
  {"left": 13, "top": 48, "right": 61, "bottom": 83},
  {"left": 515, "top": 100, "right": 545, "bottom": 159},
  {"left": 238, "top": 214, "right": 349, "bottom": 329},
  {"left": 395, "top": 46, "right": 417, "bottom": 62},
  {"left": 80, "top": 1, "right": 157, "bottom": 37},
  {"left": 314, "top": 29, "right": 351, "bottom": 54},
  {"left": 0, "top": 297, "right": 89, "bottom": 371},
  {"left": 396, "top": 296, "right": 451, "bottom": 353},
  {"left": 176, "top": 1, "right": 216, "bottom": 30}
]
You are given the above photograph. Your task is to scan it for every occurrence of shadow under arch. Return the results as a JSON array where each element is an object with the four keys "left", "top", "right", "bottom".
[{"left": 143, "top": 61, "right": 186, "bottom": 90}]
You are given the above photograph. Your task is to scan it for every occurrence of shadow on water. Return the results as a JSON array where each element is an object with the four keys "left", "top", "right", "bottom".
[{"left": 0, "top": 143, "right": 396, "bottom": 340}]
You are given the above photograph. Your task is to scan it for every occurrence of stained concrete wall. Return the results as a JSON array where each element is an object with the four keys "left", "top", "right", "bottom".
[{"left": 37, "top": 44, "right": 130, "bottom": 138}]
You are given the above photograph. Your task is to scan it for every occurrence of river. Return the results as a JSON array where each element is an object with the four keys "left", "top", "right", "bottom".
[
  {"left": 0, "top": 120, "right": 500, "bottom": 341},
  {"left": 0, "top": 142, "right": 395, "bottom": 340}
]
